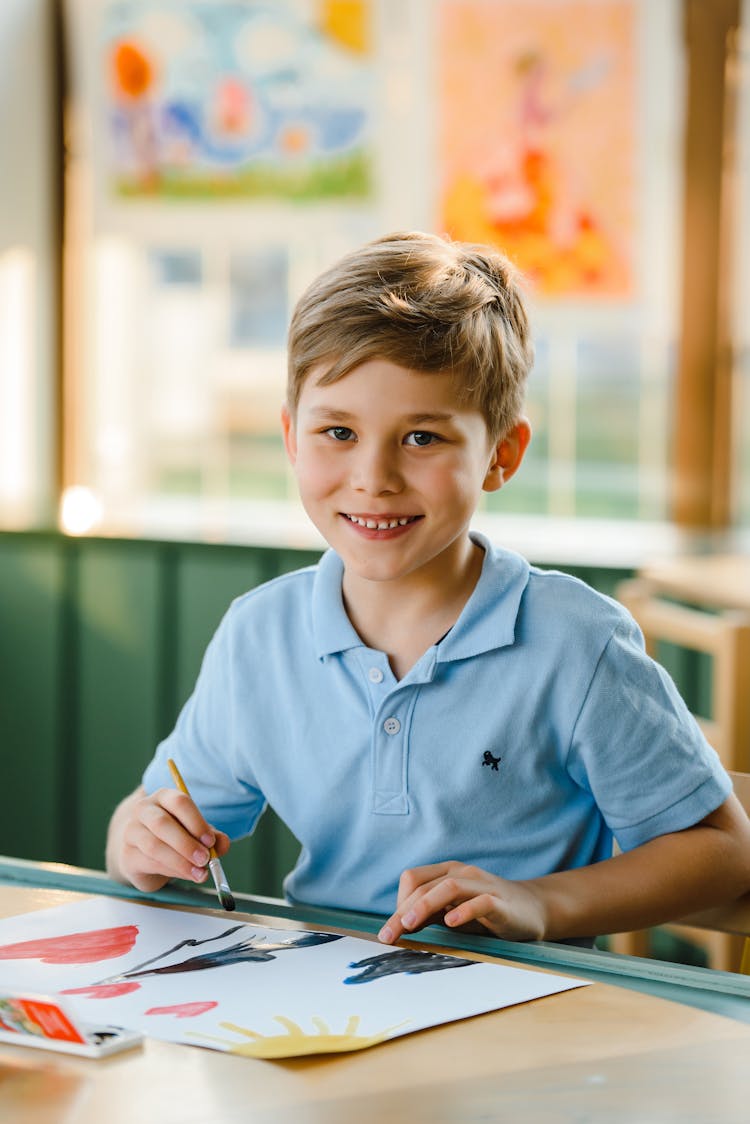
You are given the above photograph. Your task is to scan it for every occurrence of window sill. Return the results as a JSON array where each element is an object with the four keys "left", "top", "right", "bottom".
[{"left": 82, "top": 497, "right": 750, "bottom": 571}]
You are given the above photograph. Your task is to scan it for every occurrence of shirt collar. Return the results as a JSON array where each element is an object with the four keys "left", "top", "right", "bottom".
[
  {"left": 312, "top": 548, "right": 362, "bottom": 658},
  {"left": 311, "top": 531, "right": 530, "bottom": 661},
  {"left": 436, "top": 532, "right": 530, "bottom": 662}
]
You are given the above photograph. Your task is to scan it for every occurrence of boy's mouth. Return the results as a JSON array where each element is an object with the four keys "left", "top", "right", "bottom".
[{"left": 342, "top": 513, "right": 422, "bottom": 531}]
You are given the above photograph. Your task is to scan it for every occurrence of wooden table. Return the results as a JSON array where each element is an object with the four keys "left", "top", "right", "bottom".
[{"left": 2, "top": 861, "right": 750, "bottom": 1123}]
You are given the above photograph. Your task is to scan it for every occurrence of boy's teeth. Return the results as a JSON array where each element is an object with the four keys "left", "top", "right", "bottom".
[{"left": 348, "top": 515, "right": 413, "bottom": 529}]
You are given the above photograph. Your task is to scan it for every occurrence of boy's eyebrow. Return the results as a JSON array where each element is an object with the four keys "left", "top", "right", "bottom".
[
  {"left": 307, "top": 408, "right": 458, "bottom": 424},
  {"left": 404, "top": 412, "right": 457, "bottom": 424},
  {"left": 307, "top": 408, "right": 356, "bottom": 422}
]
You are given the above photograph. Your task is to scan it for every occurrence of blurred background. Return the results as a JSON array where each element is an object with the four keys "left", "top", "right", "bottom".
[
  {"left": 2, "top": 0, "right": 748, "bottom": 546},
  {"left": 1, "top": 2, "right": 749, "bottom": 965}
]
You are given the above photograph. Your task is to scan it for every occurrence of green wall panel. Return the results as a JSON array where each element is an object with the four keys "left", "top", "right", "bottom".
[
  {"left": 169, "top": 546, "right": 279, "bottom": 895},
  {"left": 172, "top": 546, "right": 271, "bottom": 710},
  {"left": 0, "top": 535, "right": 65, "bottom": 861},
  {"left": 74, "top": 540, "right": 164, "bottom": 869},
  {"left": 168, "top": 545, "right": 318, "bottom": 895}
]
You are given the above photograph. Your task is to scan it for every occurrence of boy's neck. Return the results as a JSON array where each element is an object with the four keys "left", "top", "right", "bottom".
[{"left": 341, "top": 537, "right": 485, "bottom": 681}]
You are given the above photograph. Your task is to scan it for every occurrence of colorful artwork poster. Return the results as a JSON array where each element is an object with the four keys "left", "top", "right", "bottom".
[
  {"left": 103, "top": 0, "right": 373, "bottom": 200},
  {"left": 437, "top": 0, "right": 637, "bottom": 298},
  {"left": 0, "top": 898, "right": 587, "bottom": 1059}
]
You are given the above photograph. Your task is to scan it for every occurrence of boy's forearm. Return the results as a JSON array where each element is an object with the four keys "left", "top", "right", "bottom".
[{"left": 528, "top": 795, "right": 750, "bottom": 941}]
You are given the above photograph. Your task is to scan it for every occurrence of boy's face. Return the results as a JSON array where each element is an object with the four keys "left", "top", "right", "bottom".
[{"left": 282, "top": 359, "right": 529, "bottom": 590}]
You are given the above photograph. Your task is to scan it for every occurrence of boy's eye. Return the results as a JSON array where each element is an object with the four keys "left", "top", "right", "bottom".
[
  {"left": 324, "top": 426, "right": 355, "bottom": 442},
  {"left": 405, "top": 431, "right": 439, "bottom": 447}
]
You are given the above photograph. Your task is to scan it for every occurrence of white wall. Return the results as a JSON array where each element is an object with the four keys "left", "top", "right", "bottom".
[{"left": 0, "top": 0, "right": 57, "bottom": 526}]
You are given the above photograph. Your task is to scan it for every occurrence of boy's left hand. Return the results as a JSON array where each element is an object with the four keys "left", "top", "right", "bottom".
[{"left": 377, "top": 861, "right": 546, "bottom": 944}]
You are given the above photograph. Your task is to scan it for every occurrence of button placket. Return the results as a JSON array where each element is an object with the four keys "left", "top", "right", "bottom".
[{"left": 370, "top": 685, "right": 416, "bottom": 815}]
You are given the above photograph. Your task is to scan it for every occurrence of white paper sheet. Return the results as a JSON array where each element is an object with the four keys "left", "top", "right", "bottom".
[{"left": 0, "top": 898, "right": 588, "bottom": 1057}]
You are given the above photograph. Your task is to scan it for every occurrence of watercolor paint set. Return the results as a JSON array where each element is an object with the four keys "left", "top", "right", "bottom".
[{"left": 0, "top": 989, "right": 143, "bottom": 1058}]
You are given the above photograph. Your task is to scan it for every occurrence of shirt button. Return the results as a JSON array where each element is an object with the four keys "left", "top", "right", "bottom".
[
  {"left": 383, "top": 717, "right": 401, "bottom": 735},
  {"left": 368, "top": 667, "right": 384, "bottom": 683}
]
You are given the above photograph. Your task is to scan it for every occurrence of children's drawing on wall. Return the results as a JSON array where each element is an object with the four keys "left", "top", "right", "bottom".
[
  {"left": 438, "top": 0, "right": 636, "bottom": 297},
  {"left": 0, "top": 899, "right": 586, "bottom": 1058},
  {"left": 104, "top": 0, "right": 374, "bottom": 200}
]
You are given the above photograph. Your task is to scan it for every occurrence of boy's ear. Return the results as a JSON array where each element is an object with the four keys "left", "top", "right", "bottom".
[
  {"left": 280, "top": 404, "right": 297, "bottom": 465},
  {"left": 483, "top": 418, "right": 532, "bottom": 493}
]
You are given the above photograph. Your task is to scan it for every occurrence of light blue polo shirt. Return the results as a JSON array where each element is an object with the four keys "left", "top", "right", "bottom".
[{"left": 143, "top": 533, "right": 731, "bottom": 917}]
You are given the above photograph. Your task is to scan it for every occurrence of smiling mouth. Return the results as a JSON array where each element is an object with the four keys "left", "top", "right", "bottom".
[{"left": 343, "top": 514, "right": 422, "bottom": 530}]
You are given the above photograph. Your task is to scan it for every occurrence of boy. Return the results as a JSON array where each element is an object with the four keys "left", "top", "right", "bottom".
[{"left": 106, "top": 231, "right": 750, "bottom": 945}]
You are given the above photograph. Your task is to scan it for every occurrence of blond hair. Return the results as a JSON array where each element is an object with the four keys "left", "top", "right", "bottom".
[{"left": 286, "top": 231, "right": 533, "bottom": 438}]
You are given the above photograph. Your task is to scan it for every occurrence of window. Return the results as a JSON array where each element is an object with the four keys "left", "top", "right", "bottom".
[{"left": 12, "top": 0, "right": 735, "bottom": 546}]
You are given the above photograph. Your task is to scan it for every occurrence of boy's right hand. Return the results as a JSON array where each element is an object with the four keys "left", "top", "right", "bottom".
[{"left": 105, "top": 785, "right": 231, "bottom": 893}]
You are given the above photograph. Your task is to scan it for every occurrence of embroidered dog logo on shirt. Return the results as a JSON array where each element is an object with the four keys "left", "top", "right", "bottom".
[{"left": 481, "top": 751, "right": 501, "bottom": 772}]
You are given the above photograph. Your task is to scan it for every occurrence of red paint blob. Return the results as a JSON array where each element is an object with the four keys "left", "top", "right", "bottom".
[
  {"left": 145, "top": 1001, "right": 218, "bottom": 1019},
  {"left": 0, "top": 926, "right": 139, "bottom": 965},
  {"left": 61, "top": 981, "right": 142, "bottom": 999}
]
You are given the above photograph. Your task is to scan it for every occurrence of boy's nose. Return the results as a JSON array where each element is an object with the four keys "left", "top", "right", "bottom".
[{"left": 349, "top": 446, "right": 403, "bottom": 495}]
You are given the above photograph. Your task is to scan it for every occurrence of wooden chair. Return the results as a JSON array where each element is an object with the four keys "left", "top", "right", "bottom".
[
  {"left": 673, "top": 770, "right": 750, "bottom": 974},
  {"left": 609, "top": 570, "right": 750, "bottom": 971},
  {"left": 616, "top": 573, "right": 750, "bottom": 771}
]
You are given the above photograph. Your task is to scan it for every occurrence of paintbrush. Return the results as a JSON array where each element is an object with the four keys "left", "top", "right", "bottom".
[{"left": 167, "top": 758, "right": 236, "bottom": 912}]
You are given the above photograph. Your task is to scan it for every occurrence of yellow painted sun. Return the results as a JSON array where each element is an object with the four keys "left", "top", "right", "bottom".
[{"left": 191, "top": 1014, "right": 409, "bottom": 1058}]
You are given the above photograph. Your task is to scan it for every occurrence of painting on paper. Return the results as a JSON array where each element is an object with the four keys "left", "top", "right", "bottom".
[
  {"left": 437, "top": 0, "right": 637, "bottom": 297},
  {"left": 0, "top": 898, "right": 587, "bottom": 1058},
  {"left": 102, "top": 0, "right": 374, "bottom": 200}
]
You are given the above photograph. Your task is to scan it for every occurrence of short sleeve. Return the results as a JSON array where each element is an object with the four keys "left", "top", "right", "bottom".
[
  {"left": 566, "top": 617, "right": 731, "bottom": 851},
  {"left": 142, "top": 607, "right": 267, "bottom": 839}
]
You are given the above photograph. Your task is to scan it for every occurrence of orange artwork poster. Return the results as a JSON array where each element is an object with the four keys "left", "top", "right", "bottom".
[{"left": 437, "top": 0, "right": 636, "bottom": 298}]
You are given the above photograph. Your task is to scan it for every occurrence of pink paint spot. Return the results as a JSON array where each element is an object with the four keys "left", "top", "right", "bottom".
[
  {"left": 0, "top": 926, "right": 139, "bottom": 965},
  {"left": 61, "top": 982, "right": 142, "bottom": 999},
  {"left": 145, "top": 1001, "right": 218, "bottom": 1019}
]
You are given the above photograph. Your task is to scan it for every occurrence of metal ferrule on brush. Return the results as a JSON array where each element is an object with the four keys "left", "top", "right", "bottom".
[{"left": 208, "top": 855, "right": 236, "bottom": 912}]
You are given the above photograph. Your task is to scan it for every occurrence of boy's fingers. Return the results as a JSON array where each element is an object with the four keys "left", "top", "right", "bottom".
[
  {"left": 400, "top": 878, "right": 476, "bottom": 930},
  {"left": 378, "top": 884, "right": 462, "bottom": 944},
  {"left": 212, "top": 831, "right": 231, "bottom": 857},
  {"left": 444, "top": 893, "right": 504, "bottom": 930},
  {"left": 139, "top": 799, "right": 209, "bottom": 860},
  {"left": 131, "top": 792, "right": 220, "bottom": 880},
  {"left": 124, "top": 821, "right": 210, "bottom": 884},
  {"left": 381, "top": 873, "right": 504, "bottom": 942},
  {"left": 396, "top": 862, "right": 455, "bottom": 905},
  {"left": 377, "top": 914, "right": 405, "bottom": 944},
  {"left": 379, "top": 888, "right": 444, "bottom": 942},
  {"left": 154, "top": 788, "right": 216, "bottom": 845},
  {"left": 382, "top": 866, "right": 457, "bottom": 941}
]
